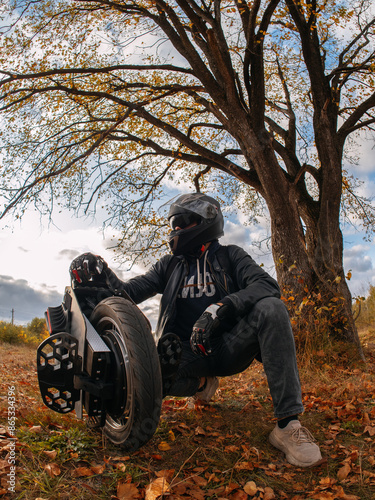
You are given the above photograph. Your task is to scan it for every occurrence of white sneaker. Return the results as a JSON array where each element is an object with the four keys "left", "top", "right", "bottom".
[
  {"left": 187, "top": 377, "right": 219, "bottom": 407},
  {"left": 197, "top": 376, "right": 219, "bottom": 403},
  {"left": 269, "top": 420, "right": 322, "bottom": 467}
]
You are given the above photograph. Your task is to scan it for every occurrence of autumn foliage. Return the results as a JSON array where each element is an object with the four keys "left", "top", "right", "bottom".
[
  {"left": 1, "top": 336, "right": 374, "bottom": 499},
  {"left": 0, "top": 317, "right": 48, "bottom": 346},
  {"left": 280, "top": 269, "right": 361, "bottom": 360}
]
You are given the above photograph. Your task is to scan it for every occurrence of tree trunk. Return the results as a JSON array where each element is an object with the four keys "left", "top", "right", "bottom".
[
  {"left": 268, "top": 174, "right": 364, "bottom": 358},
  {"left": 238, "top": 126, "right": 364, "bottom": 357}
]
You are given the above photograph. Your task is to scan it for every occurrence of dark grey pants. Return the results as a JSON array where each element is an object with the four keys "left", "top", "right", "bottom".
[{"left": 168, "top": 297, "right": 304, "bottom": 419}]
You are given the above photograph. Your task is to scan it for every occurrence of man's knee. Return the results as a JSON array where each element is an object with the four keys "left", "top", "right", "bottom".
[
  {"left": 251, "top": 297, "right": 290, "bottom": 326},
  {"left": 253, "top": 296, "right": 286, "bottom": 313},
  {"left": 219, "top": 297, "right": 291, "bottom": 360}
]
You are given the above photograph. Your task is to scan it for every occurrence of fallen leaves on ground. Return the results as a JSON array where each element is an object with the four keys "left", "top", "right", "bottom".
[
  {"left": 0, "top": 340, "right": 374, "bottom": 499},
  {"left": 117, "top": 481, "right": 140, "bottom": 500},
  {"left": 145, "top": 477, "right": 169, "bottom": 500},
  {"left": 44, "top": 463, "right": 61, "bottom": 477}
]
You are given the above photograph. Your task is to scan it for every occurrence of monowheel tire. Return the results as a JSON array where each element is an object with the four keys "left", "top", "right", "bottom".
[{"left": 90, "top": 297, "right": 162, "bottom": 451}]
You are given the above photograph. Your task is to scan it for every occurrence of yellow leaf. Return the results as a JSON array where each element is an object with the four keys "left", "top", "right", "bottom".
[
  {"left": 117, "top": 481, "right": 139, "bottom": 500},
  {"left": 230, "top": 490, "right": 248, "bottom": 500},
  {"left": 145, "top": 477, "right": 169, "bottom": 500},
  {"left": 44, "top": 463, "right": 61, "bottom": 477},
  {"left": 158, "top": 441, "right": 171, "bottom": 451},
  {"left": 155, "top": 469, "right": 174, "bottom": 482},
  {"left": 235, "top": 461, "right": 254, "bottom": 470},
  {"left": 91, "top": 464, "right": 105, "bottom": 474},
  {"left": 363, "top": 413, "right": 371, "bottom": 425},
  {"left": 337, "top": 462, "right": 351, "bottom": 480},
  {"left": 264, "top": 486, "right": 276, "bottom": 500},
  {"left": 115, "top": 462, "right": 127, "bottom": 472},
  {"left": 244, "top": 480, "right": 257, "bottom": 496},
  {"left": 71, "top": 466, "right": 94, "bottom": 477}
]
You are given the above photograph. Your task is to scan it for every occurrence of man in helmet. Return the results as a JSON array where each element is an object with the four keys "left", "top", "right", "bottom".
[{"left": 70, "top": 192, "right": 322, "bottom": 467}]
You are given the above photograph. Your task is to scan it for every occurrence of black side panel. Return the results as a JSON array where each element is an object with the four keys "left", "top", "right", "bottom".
[{"left": 37, "top": 333, "right": 80, "bottom": 413}]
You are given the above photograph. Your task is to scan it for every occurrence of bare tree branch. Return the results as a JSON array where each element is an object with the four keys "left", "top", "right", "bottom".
[{"left": 0, "top": 111, "right": 131, "bottom": 218}]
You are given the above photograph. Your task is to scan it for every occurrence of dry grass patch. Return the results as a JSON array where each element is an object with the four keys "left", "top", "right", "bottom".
[{"left": 0, "top": 332, "right": 374, "bottom": 499}]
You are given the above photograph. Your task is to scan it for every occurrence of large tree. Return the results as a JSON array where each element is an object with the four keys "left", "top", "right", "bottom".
[{"left": 0, "top": 0, "right": 374, "bottom": 350}]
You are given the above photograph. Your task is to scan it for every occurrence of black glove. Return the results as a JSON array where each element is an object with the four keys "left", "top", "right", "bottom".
[
  {"left": 69, "top": 252, "right": 107, "bottom": 286},
  {"left": 190, "top": 303, "right": 232, "bottom": 357}
]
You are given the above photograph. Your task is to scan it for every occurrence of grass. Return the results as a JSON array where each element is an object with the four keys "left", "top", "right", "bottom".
[{"left": 0, "top": 331, "right": 374, "bottom": 500}]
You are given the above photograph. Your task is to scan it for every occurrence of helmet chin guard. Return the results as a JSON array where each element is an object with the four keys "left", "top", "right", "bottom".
[{"left": 167, "top": 193, "right": 224, "bottom": 256}]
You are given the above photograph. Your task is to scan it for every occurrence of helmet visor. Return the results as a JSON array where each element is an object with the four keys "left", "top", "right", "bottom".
[
  {"left": 170, "top": 194, "right": 219, "bottom": 220},
  {"left": 169, "top": 213, "right": 202, "bottom": 230}
]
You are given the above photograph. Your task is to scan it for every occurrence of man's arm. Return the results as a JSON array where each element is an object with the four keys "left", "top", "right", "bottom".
[
  {"left": 219, "top": 245, "right": 281, "bottom": 316},
  {"left": 70, "top": 252, "right": 174, "bottom": 304}
]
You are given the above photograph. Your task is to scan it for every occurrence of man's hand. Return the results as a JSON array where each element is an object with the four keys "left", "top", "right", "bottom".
[
  {"left": 69, "top": 252, "right": 107, "bottom": 286},
  {"left": 190, "top": 303, "right": 232, "bottom": 356}
]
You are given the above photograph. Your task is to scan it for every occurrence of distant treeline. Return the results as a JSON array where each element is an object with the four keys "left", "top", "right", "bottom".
[
  {"left": 355, "top": 285, "right": 375, "bottom": 331},
  {"left": 0, "top": 317, "right": 48, "bottom": 345}
]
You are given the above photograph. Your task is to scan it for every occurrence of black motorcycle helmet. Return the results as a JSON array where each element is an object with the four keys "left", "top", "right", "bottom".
[{"left": 168, "top": 193, "right": 224, "bottom": 256}]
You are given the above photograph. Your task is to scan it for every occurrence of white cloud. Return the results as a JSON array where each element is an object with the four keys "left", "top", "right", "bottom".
[
  {"left": 0, "top": 209, "right": 142, "bottom": 322},
  {"left": 344, "top": 244, "right": 375, "bottom": 296},
  {"left": 221, "top": 220, "right": 249, "bottom": 247},
  {"left": 344, "top": 134, "right": 375, "bottom": 176},
  {"left": 0, "top": 218, "right": 161, "bottom": 324},
  {"left": 222, "top": 217, "right": 274, "bottom": 274},
  {"left": 354, "top": 176, "right": 375, "bottom": 201},
  {"left": 344, "top": 245, "right": 373, "bottom": 272},
  {"left": 0, "top": 275, "right": 61, "bottom": 324}
]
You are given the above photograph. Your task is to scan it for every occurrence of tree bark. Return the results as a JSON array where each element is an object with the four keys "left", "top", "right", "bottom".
[{"left": 235, "top": 122, "right": 364, "bottom": 355}]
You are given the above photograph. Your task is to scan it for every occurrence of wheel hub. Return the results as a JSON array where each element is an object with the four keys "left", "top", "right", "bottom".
[{"left": 101, "top": 329, "right": 129, "bottom": 419}]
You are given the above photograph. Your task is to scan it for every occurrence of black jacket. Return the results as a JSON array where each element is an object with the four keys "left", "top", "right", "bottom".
[{"left": 104, "top": 243, "right": 281, "bottom": 340}]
